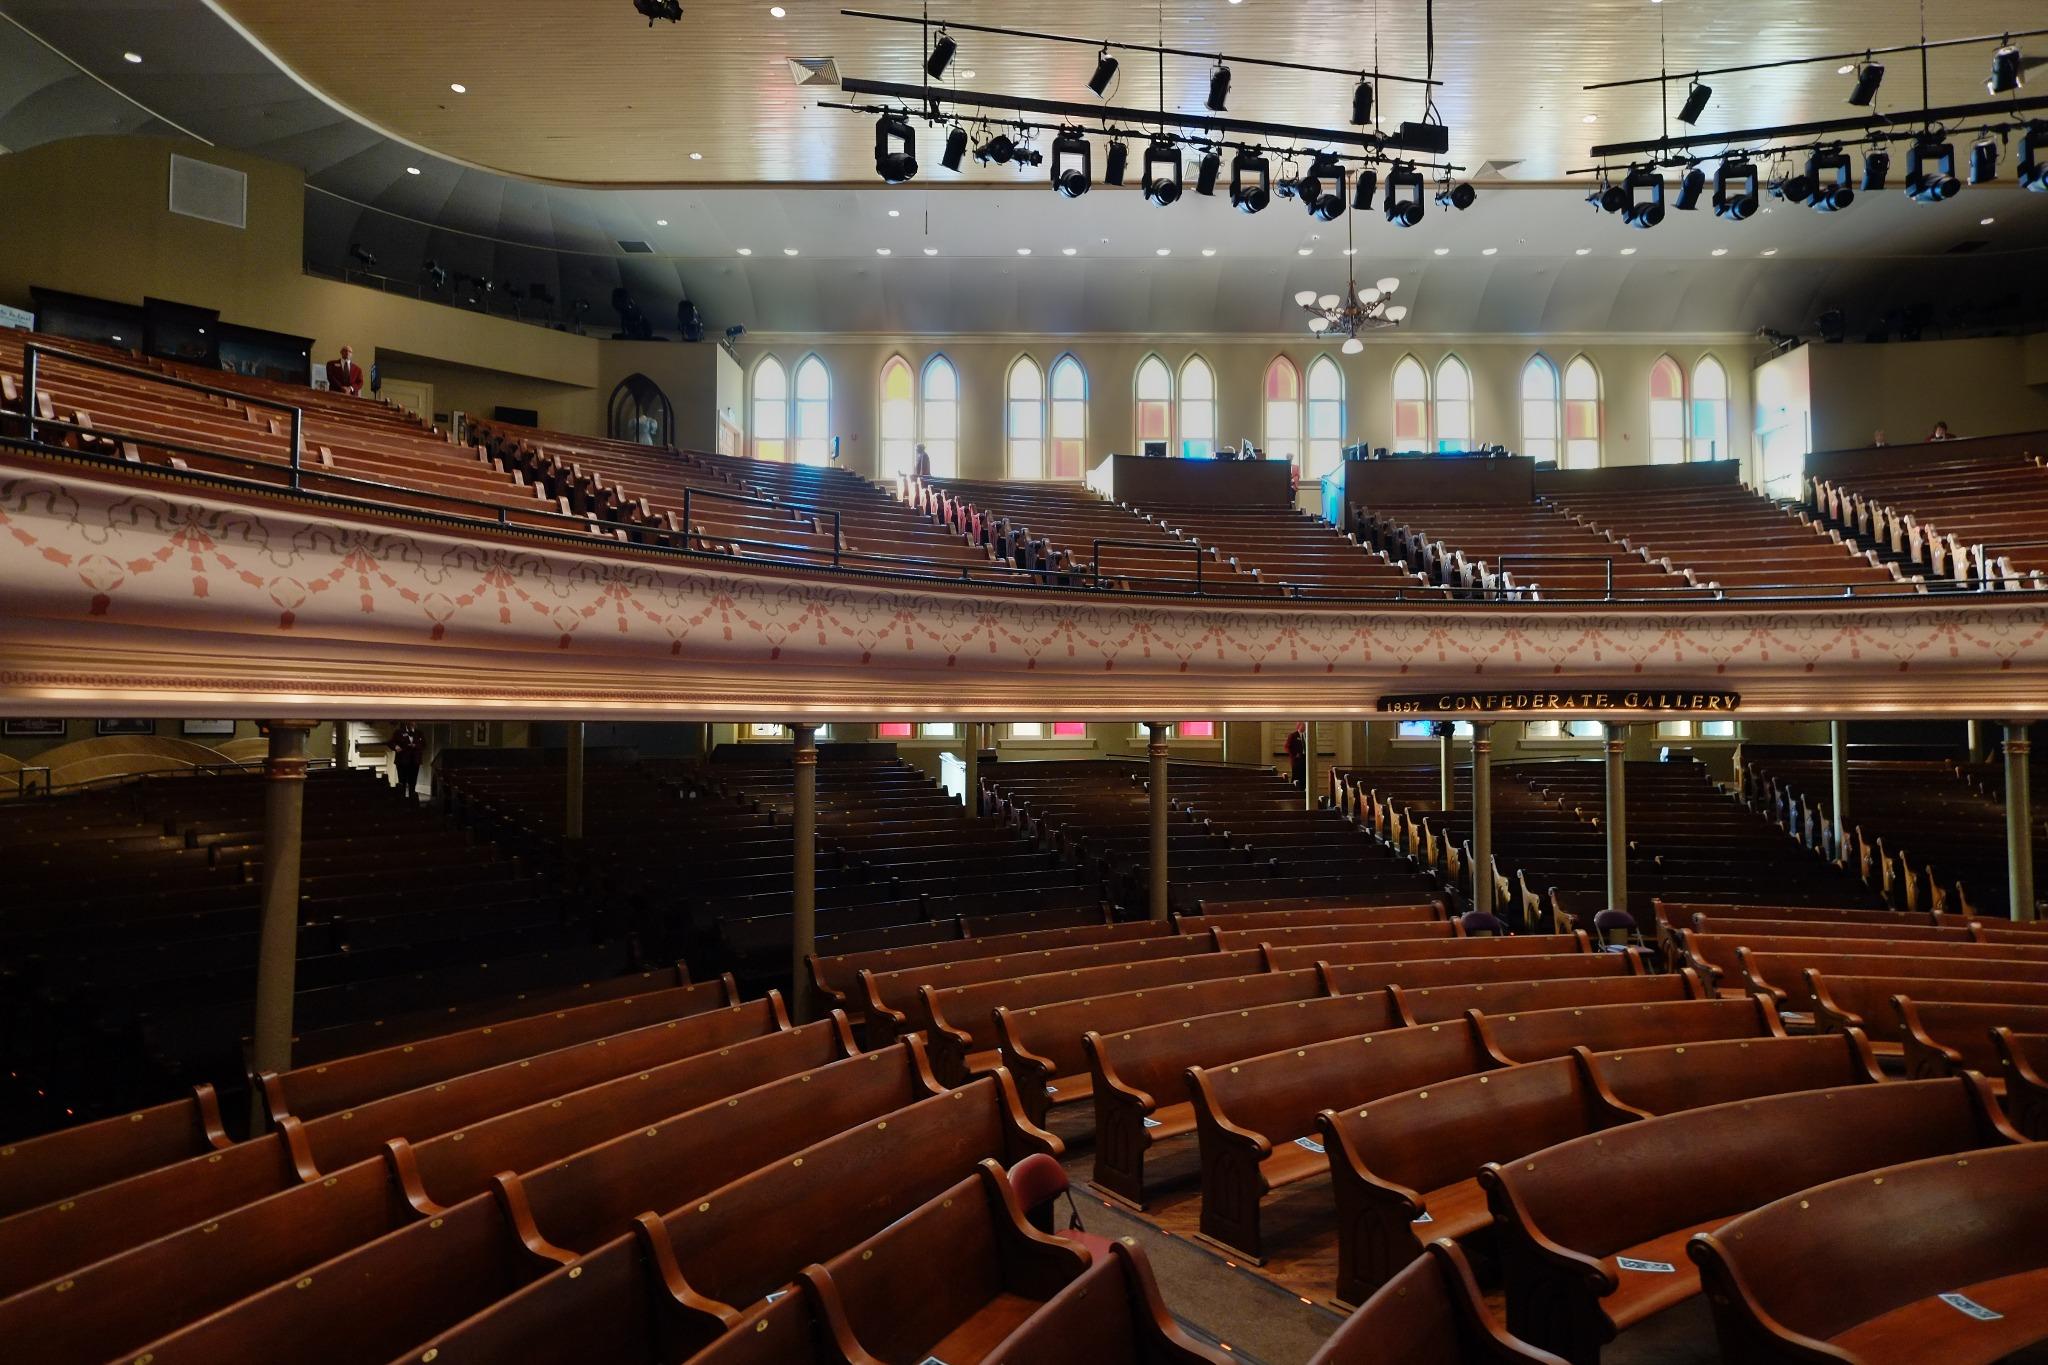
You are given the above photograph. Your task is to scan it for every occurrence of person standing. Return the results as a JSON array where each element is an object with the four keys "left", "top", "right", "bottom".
[
  {"left": 325, "top": 345, "right": 364, "bottom": 396},
  {"left": 1284, "top": 722, "right": 1307, "bottom": 791},
  {"left": 389, "top": 721, "right": 424, "bottom": 797}
]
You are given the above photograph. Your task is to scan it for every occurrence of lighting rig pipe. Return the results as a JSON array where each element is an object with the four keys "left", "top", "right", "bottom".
[
  {"left": 1584, "top": 93, "right": 2048, "bottom": 164},
  {"left": 1581, "top": 26, "right": 2048, "bottom": 91}
]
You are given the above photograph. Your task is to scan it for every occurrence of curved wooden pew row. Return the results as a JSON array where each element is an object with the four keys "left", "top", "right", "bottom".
[
  {"left": 1743, "top": 948, "right": 2048, "bottom": 1020},
  {"left": 1173, "top": 900, "right": 1444, "bottom": 935},
  {"left": 1268, "top": 931, "right": 1593, "bottom": 974},
  {"left": 1995, "top": 1027, "right": 2048, "bottom": 1138},
  {"left": 808, "top": 918, "right": 1170, "bottom": 1021},
  {"left": 1808, "top": 971, "right": 2048, "bottom": 1055},
  {"left": 1306, "top": 1240, "right": 1568, "bottom": 1365},
  {"left": 0, "top": 1083, "right": 229, "bottom": 1221},
  {"left": 1680, "top": 929, "right": 2048, "bottom": 997},
  {"left": 1896, "top": 997, "right": 2048, "bottom": 1089}
]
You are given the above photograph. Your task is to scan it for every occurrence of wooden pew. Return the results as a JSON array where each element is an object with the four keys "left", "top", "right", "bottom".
[
  {"left": 995, "top": 967, "right": 1328, "bottom": 1128},
  {"left": 1679, "top": 929, "right": 2048, "bottom": 995},
  {"left": 1319, "top": 1031, "right": 1883, "bottom": 1306},
  {"left": 1472, "top": 996, "right": 1786, "bottom": 1065},
  {"left": 1388, "top": 969, "right": 1700, "bottom": 1025},
  {"left": 1212, "top": 921, "right": 1461, "bottom": 953},
  {"left": 809, "top": 918, "right": 1161, "bottom": 1019},
  {"left": 1808, "top": 971, "right": 2048, "bottom": 1055},
  {"left": 1742, "top": 949, "right": 2048, "bottom": 1019},
  {"left": 1478, "top": 1075, "right": 2024, "bottom": 1365},
  {"left": 1175, "top": 901, "right": 1444, "bottom": 934},
  {"left": 1897, "top": 997, "right": 2048, "bottom": 1088},
  {"left": 0, "top": 1016, "right": 857, "bottom": 1365},
  {"left": 981, "top": 1238, "right": 1232, "bottom": 1364},
  {"left": 1186, "top": 1019, "right": 1498, "bottom": 1260},
  {"left": 1307, "top": 1240, "right": 1569, "bottom": 1365},
  {"left": 0, "top": 1083, "right": 229, "bottom": 1220},
  {"left": 1085, "top": 989, "right": 1409, "bottom": 1209},
  {"left": 1319, "top": 950, "right": 1643, "bottom": 996},
  {"left": 1689, "top": 1141, "right": 2048, "bottom": 1364},
  {"left": 1270, "top": 932, "right": 1592, "bottom": 973},
  {"left": 1993, "top": 1028, "right": 2048, "bottom": 1138},
  {"left": 859, "top": 934, "right": 1208, "bottom": 1044}
]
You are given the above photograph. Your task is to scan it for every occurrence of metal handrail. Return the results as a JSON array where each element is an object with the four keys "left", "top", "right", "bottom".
[
  {"left": 1091, "top": 538, "right": 1205, "bottom": 592},
  {"left": 681, "top": 484, "right": 843, "bottom": 568},
  {"left": 26, "top": 343, "right": 304, "bottom": 482},
  {"left": 1495, "top": 553, "right": 1617, "bottom": 598}
]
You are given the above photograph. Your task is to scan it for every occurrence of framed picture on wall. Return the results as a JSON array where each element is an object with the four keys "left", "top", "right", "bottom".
[
  {"left": 181, "top": 720, "right": 238, "bottom": 737},
  {"left": 3, "top": 718, "right": 67, "bottom": 738},
  {"left": 95, "top": 719, "right": 156, "bottom": 737}
]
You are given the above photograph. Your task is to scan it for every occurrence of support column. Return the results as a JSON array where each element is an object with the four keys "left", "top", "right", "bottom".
[
  {"left": 963, "top": 721, "right": 980, "bottom": 815},
  {"left": 1828, "top": 720, "right": 1849, "bottom": 864},
  {"left": 2009, "top": 724, "right": 2036, "bottom": 923},
  {"left": 1605, "top": 723, "right": 1630, "bottom": 918},
  {"left": 1305, "top": 721, "right": 1318, "bottom": 811},
  {"left": 565, "top": 721, "right": 586, "bottom": 841},
  {"left": 790, "top": 722, "right": 820, "bottom": 1019},
  {"left": 1438, "top": 722, "right": 1457, "bottom": 813},
  {"left": 1148, "top": 722, "right": 1170, "bottom": 922},
  {"left": 1469, "top": 722, "right": 1494, "bottom": 921},
  {"left": 250, "top": 721, "right": 316, "bottom": 1112},
  {"left": 1968, "top": 719, "right": 1984, "bottom": 763}
]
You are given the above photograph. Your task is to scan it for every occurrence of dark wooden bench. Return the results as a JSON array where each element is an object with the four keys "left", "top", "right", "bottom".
[
  {"left": 1690, "top": 1140, "right": 2048, "bottom": 1364},
  {"left": 1307, "top": 1239, "right": 1568, "bottom": 1364},
  {"left": 1478, "top": 1075, "right": 2024, "bottom": 1365},
  {"left": 1211, "top": 920, "right": 1461, "bottom": 953},
  {"left": 1472, "top": 996, "right": 1786, "bottom": 1065},
  {"left": 1898, "top": 997, "right": 2048, "bottom": 1089},
  {"left": 1270, "top": 932, "right": 1592, "bottom": 973},
  {"left": 1175, "top": 901, "right": 1443, "bottom": 934},
  {"left": 1680, "top": 929, "right": 2048, "bottom": 996},
  {"left": 809, "top": 918, "right": 1161, "bottom": 1019},
  {"left": 1187, "top": 1019, "right": 1498, "bottom": 1261},
  {"left": 996, "top": 967, "right": 1327, "bottom": 1129},
  {"left": 1994, "top": 1028, "right": 2048, "bottom": 1138},
  {"left": 1320, "top": 950, "right": 1643, "bottom": 996},
  {"left": 1389, "top": 970, "right": 1700, "bottom": 1025},
  {"left": 981, "top": 1237, "right": 1232, "bottom": 1363},
  {"left": 1741, "top": 949, "right": 2048, "bottom": 1020},
  {"left": 0, "top": 1015, "right": 857, "bottom": 1365},
  {"left": 859, "top": 934, "right": 1207, "bottom": 1044},
  {"left": 1809, "top": 972, "right": 2048, "bottom": 1055},
  {"left": 0, "top": 1082, "right": 229, "bottom": 1219}
]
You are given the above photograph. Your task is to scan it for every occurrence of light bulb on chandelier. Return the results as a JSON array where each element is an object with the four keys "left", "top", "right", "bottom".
[{"left": 1291, "top": 194, "right": 1409, "bottom": 346}]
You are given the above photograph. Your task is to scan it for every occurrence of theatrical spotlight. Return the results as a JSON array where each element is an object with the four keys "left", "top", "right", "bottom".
[
  {"left": 873, "top": 114, "right": 917, "bottom": 183},
  {"left": 1435, "top": 180, "right": 1477, "bottom": 212},
  {"left": 1104, "top": 140, "right": 1129, "bottom": 185},
  {"left": 1713, "top": 159, "right": 1760, "bottom": 221},
  {"left": 349, "top": 242, "right": 378, "bottom": 268},
  {"left": 1088, "top": 47, "right": 1119, "bottom": 97},
  {"left": 1620, "top": 166, "right": 1664, "bottom": 229},
  {"left": 1351, "top": 79, "right": 1374, "bottom": 125},
  {"left": 974, "top": 133, "right": 1015, "bottom": 166},
  {"left": 1195, "top": 149, "right": 1222, "bottom": 197},
  {"left": 1051, "top": 131, "right": 1092, "bottom": 198},
  {"left": 1352, "top": 167, "right": 1378, "bottom": 211},
  {"left": 422, "top": 259, "right": 449, "bottom": 291},
  {"left": 1768, "top": 165, "right": 1814, "bottom": 206},
  {"left": 1299, "top": 155, "right": 1344, "bottom": 219},
  {"left": 1970, "top": 137, "right": 1998, "bottom": 185},
  {"left": 2021, "top": 123, "right": 2048, "bottom": 192},
  {"left": 1804, "top": 148, "right": 1856, "bottom": 210},
  {"left": 1588, "top": 176, "right": 1628, "bottom": 214},
  {"left": 941, "top": 126, "right": 968, "bottom": 172},
  {"left": 1848, "top": 60, "right": 1885, "bottom": 106},
  {"left": 1207, "top": 62, "right": 1232, "bottom": 112},
  {"left": 1014, "top": 144, "right": 1044, "bottom": 169},
  {"left": 1988, "top": 44, "right": 2024, "bottom": 95},
  {"left": 1674, "top": 166, "right": 1707, "bottom": 211},
  {"left": 1142, "top": 142, "right": 1183, "bottom": 206},
  {"left": 1231, "top": 149, "right": 1274, "bottom": 214},
  {"left": 1383, "top": 164, "right": 1426, "bottom": 227},
  {"left": 1678, "top": 80, "right": 1712, "bottom": 125},
  {"left": 1906, "top": 141, "right": 1960, "bottom": 202},
  {"left": 926, "top": 30, "right": 956, "bottom": 80},
  {"left": 1861, "top": 150, "right": 1891, "bottom": 192},
  {"left": 633, "top": 0, "right": 681, "bottom": 25}
]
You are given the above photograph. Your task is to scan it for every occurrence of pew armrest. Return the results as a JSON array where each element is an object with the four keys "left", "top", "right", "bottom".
[{"left": 1478, "top": 1164, "right": 1618, "bottom": 1296}]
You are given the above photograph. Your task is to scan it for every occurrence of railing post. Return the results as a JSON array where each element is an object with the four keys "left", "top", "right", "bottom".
[
  {"left": 832, "top": 511, "right": 843, "bottom": 567},
  {"left": 1605, "top": 557, "right": 1614, "bottom": 599},
  {"left": 23, "top": 345, "right": 39, "bottom": 446},
  {"left": 288, "top": 406, "right": 304, "bottom": 490}
]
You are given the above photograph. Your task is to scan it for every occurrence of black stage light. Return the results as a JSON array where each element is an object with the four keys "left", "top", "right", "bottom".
[
  {"left": 1677, "top": 80, "right": 1712, "bottom": 125},
  {"left": 1104, "top": 140, "right": 1129, "bottom": 185},
  {"left": 1143, "top": 142, "right": 1183, "bottom": 206},
  {"left": 1713, "top": 159, "right": 1760, "bottom": 220},
  {"left": 1906, "top": 141, "right": 1960, "bottom": 202},
  {"left": 634, "top": 0, "right": 682, "bottom": 25},
  {"left": 1805, "top": 148, "right": 1856, "bottom": 211},
  {"left": 1015, "top": 145, "right": 1044, "bottom": 168},
  {"left": 349, "top": 242, "right": 377, "bottom": 268},
  {"left": 1297, "top": 154, "right": 1343, "bottom": 219},
  {"left": 1435, "top": 181, "right": 1477, "bottom": 211},
  {"left": 974, "top": 133, "right": 1015, "bottom": 166},
  {"left": 926, "top": 30, "right": 956, "bottom": 79},
  {"left": 1860, "top": 150, "right": 1891, "bottom": 192},
  {"left": 1769, "top": 169, "right": 1814, "bottom": 205},
  {"left": 1970, "top": 137, "right": 1998, "bottom": 185},
  {"left": 1195, "top": 149, "right": 1222, "bottom": 197},
  {"left": 873, "top": 114, "right": 918, "bottom": 183},
  {"left": 1988, "top": 44, "right": 2023, "bottom": 95},
  {"left": 2021, "top": 123, "right": 2048, "bottom": 192},
  {"left": 1052, "top": 131, "right": 1092, "bottom": 198},
  {"left": 1620, "top": 166, "right": 1664, "bottom": 228},
  {"left": 1848, "top": 61, "right": 1885, "bottom": 106},
  {"left": 1351, "top": 79, "right": 1374, "bottom": 125},
  {"left": 1352, "top": 167, "right": 1378, "bottom": 210},
  {"left": 1674, "top": 166, "right": 1706, "bottom": 210},
  {"left": 1383, "top": 164, "right": 1426, "bottom": 227},
  {"left": 1089, "top": 47, "right": 1120, "bottom": 97},
  {"left": 1596, "top": 180, "right": 1629, "bottom": 214},
  {"left": 941, "top": 126, "right": 968, "bottom": 172},
  {"left": 422, "top": 260, "right": 448, "bottom": 290},
  {"left": 1231, "top": 149, "right": 1273, "bottom": 213},
  {"left": 1207, "top": 64, "right": 1231, "bottom": 112}
]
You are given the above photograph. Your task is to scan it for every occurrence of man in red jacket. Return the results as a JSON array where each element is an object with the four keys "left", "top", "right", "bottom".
[{"left": 325, "top": 345, "right": 363, "bottom": 396}]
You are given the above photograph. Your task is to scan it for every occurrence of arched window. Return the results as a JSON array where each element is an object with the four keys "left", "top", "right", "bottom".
[
  {"left": 751, "top": 356, "right": 788, "bottom": 462},
  {"left": 1391, "top": 355, "right": 1429, "bottom": 451},
  {"left": 1563, "top": 356, "right": 1602, "bottom": 469},
  {"left": 1049, "top": 354, "right": 1088, "bottom": 480},
  {"left": 1305, "top": 355, "right": 1345, "bottom": 479},
  {"left": 1263, "top": 356, "right": 1302, "bottom": 474},
  {"left": 1691, "top": 355, "right": 1731, "bottom": 462},
  {"left": 919, "top": 355, "right": 959, "bottom": 477},
  {"left": 792, "top": 354, "right": 832, "bottom": 466},
  {"left": 1434, "top": 355, "right": 1473, "bottom": 453},
  {"left": 1006, "top": 355, "right": 1045, "bottom": 478},
  {"left": 1135, "top": 354, "right": 1173, "bottom": 456},
  {"left": 1179, "top": 355, "right": 1217, "bottom": 459},
  {"left": 1649, "top": 355, "right": 1687, "bottom": 465},
  {"left": 1517, "top": 355, "right": 1560, "bottom": 465},
  {"left": 609, "top": 373, "right": 673, "bottom": 447},
  {"left": 879, "top": 355, "right": 916, "bottom": 480}
]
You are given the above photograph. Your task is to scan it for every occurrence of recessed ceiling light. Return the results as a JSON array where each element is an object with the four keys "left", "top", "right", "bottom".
[
  {"left": 1202, "top": 247, "right": 1218, "bottom": 256},
  {"left": 1433, "top": 246, "right": 1450, "bottom": 256},
  {"left": 887, "top": 208, "right": 900, "bottom": 217},
  {"left": 1017, "top": 247, "right": 1031, "bottom": 255},
  {"left": 876, "top": 247, "right": 891, "bottom": 255},
  {"left": 1838, "top": 63, "right": 1856, "bottom": 74},
  {"left": 655, "top": 218, "right": 668, "bottom": 226},
  {"left": 1062, "top": 247, "right": 1078, "bottom": 255},
  {"left": 1711, "top": 247, "right": 1729, "bottom": 256},
  {"left": 1156, "top": 247, "right": 1171, "bottom": 256},
  {"left": 122, "top": 51, "right": 142, "bottom": 63},
  {"left": 923, "top": 247, "right": 939, "bottom": 255},
  {"left": 406, "top": 166, "right": 421, "bottom": 175},
  {"left": 737, "top": 247, "right": 754, "bottom": 255},
  {"left": 450, "top": 82, "right": 467, "bottom": 93},
  {"left": 1574, "top": 246, "right": 1591, "bottom": 255},
  {"left": 689, "top": 152, "right": 703, "bottom": 161},
  {"left": 1582, "top": 113, "right": 1599, "bottom": 124},
  {"left": 1342, "top": 247, "right": 1357, "bottom": 256},
  {"left": 1481, "top": 246, "right": 1499, "bottom": 256},
  {"left": 1619, "top": 246, "right": 1637, "bottom": 255},
  {"left": 1981, "top": 216, "right": 1996, "bottom": 225},
  {"left": 959, "top": 69, "right": 976, "bottom": 79},
  {"left": 784, "top": 247, "right": 800, "bottom": 255},
  {"left": 1761, "top": 247, "right": 1779, "bottom": 256},
  {"left": 1297, "top": 246, "right": 1313, "bottom": 255},
  {"left": 769, "top": 5, "right": 785, "bottom": 15}
]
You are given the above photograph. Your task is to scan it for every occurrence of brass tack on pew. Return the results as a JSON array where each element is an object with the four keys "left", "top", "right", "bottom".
[
  {"left": 568, "top": 1267, "right": 582, "bottom": 1279},
  {"left": 423, "top": 1351, "right": 439, "bottom": 1362}
]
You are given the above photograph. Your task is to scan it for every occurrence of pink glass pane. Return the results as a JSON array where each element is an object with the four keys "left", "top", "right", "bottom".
[
  {"left": 1178, "top": 721, "right": 1216, "bottom": 738},
  {"left": 1265, "top": 361, "right": 1299, "bottom": 402},
  {"left": 1394, "top": 400, "right": 1426, "bottom": 443},
  {"left": 1564, "top": 401, "right": 1600, "bottom": 440},
  {"left": 877, "top": 722, "right": 913, "bottom": 738},
  {"left": 1138, "top": 400, "right": 1170, "bottom": 442},
  {"left": 1052, "top": 722, "right": 1087, "bottom": 737}
]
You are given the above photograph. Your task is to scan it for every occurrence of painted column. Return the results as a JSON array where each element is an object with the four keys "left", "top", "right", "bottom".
[
  {"left": 1149, "top": 722, "right": 1170, "bottom": 922},
  {"left": 1470, "top": 722, "right": 1494, "bottom": 920},
  {"left": 963, "top": 721, "right": 980, "bottom": 816},
  {"left": 2009, "top": 724, "right": 2036, "bottom": 923},
  {"left": 791, "top": 722, "right": 820, "bottom": 1018},
  {"left": 1605, "top": 722, "right": 1630, "bottom": 917},
  {"left": 565, "top": 721, "right": 586, "bottom": 841},
  {"left": 1828, "top": 720, "right": 1849, "bottom": 864},
  {"left": 1438, "top": 722, "right": 1457, "bottom": 812},
  {"left": 1305, "top": 721, "right": 1318, "bottom": 811},
  {"left": 250, "top": 721, "right": 316, "bottom": 1109}
]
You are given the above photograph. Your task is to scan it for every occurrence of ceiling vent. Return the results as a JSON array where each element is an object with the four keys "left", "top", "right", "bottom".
[
  {"left": 618, "top": 239, "right": 656, "bottom": 254},
  {"left": 169, "top": 154, "right": 247, "bottom": 229}
]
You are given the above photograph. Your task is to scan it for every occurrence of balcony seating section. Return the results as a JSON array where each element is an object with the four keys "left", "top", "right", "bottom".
[
  {"left": 1354, "top": 497, "right": 1691, "bottom": 599},
  {"left": 1809, "top": 448, "right": 2048, "bottom": 585},
  {"left": 1122, "top": 500, "right": 1438, "bottom": 599}
]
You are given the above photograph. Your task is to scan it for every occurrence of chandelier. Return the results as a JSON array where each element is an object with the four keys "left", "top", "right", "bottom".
[{"left": 1291, "top": 198, "right": 1407, "bottom": 352}]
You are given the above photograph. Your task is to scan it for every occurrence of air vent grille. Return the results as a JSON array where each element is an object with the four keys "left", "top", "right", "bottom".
[
  {"left": 618, "top": 240, "right": 656, "bottom": 254},
  {"left": 169, "top": 154, "right": 247, "bottom": 229}
]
